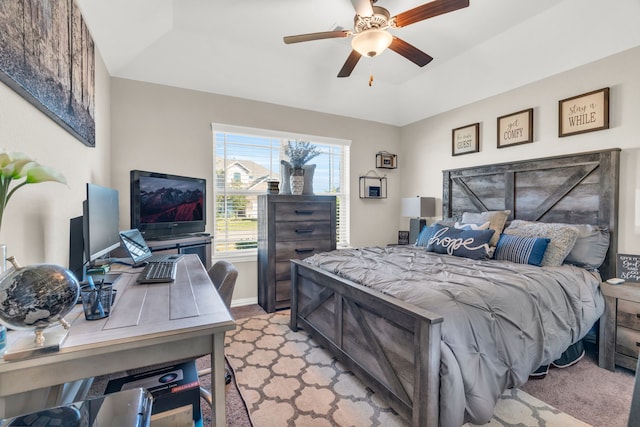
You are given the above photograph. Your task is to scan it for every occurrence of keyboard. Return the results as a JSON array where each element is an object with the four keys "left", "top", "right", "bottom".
[
  {"left": 137, "top": 261, "right": 177, "bottom": 284},
  {"left": 146, "top": 253, "right": 183, "bottom": 263}
]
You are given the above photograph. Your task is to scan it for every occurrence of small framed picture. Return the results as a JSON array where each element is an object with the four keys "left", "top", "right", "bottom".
[
  {"left": 559, "top": 87, "right": 609, "bottom": 137},
  {"left": 398, "top": 231, "right": 410, "bottom": 245},
  {"left": 376, "top": 152, "right": 397, "bottom": 169},
  {"left": 497, "top": 108, "right": 533, "bottom": 148},
  {"left": 368, "top": 186, "right": 381, "bottom": 197},
  {"left": 452, "top": 123, "right": 480, "bottom": 156}
]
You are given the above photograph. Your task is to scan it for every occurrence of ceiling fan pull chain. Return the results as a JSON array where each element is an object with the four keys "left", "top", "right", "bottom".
[{"left": 369, "top": 74, "right": 374, "bottom": 87}]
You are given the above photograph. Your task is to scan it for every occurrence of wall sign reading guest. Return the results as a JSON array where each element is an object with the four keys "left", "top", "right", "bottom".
[
  {"left": 559, "top": 87, "right": 609, "bottom": 138},
  {"left": 497, "top": 108, "right": 533, "bottom": 149},
  {"left": 452, "top": 122, "right": 480, "bottom": 156}
]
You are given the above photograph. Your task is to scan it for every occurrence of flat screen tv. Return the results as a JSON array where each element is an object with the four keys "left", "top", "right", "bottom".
[{"left": 130, "top": 170, "right": 206, "bottom": 240}]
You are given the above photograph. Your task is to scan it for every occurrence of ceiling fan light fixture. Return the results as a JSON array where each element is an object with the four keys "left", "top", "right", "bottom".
[{"left": 351, "top": 29, "right": 393, "bottom": 57}]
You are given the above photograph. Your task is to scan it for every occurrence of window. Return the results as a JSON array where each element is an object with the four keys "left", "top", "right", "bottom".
[{"left": 212, "top": 124, "right": 350, "bottom": 258}]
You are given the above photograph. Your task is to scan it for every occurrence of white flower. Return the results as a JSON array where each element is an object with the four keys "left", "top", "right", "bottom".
[{"left": 0, "top": 151, "right": 66, "bottom": 231}]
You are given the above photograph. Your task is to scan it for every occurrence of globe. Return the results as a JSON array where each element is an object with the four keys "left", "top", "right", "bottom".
[{"left": 0, "top": 262, "right": 80, "bottom": 339}]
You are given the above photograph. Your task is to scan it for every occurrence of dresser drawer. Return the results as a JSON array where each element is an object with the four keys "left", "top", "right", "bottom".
[
  {"left": 616, "top": 326, "right": 640, "bottom": 358},
  {"left": 274, "top": 202, "right": 332, "bottom": 222},
  {"left": 618, "top": 299, "right": 640, "bottom": 330},
  {"left": 275, "top": 240, "right": 333, "bottom": 261},
  {"left": 275, "top": 221, "right": 332, "bottom": 241}
]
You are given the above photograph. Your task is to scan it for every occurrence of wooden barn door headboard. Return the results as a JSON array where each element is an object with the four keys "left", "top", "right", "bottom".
[{"left": 442, "top": 148, "right": 620, "bottom": 279}]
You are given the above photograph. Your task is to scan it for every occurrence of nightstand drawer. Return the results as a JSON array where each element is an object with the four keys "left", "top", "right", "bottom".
[
  {"left": 618, "top": 299, "right": 640, "bottom": 330},
  {"left": 274, "top": 202, "right": 332, "bottom": 222},
  {"left": 616, "top": 326, "right": 640, "bottom": 358},
  {"left": 275, "top": 221, "right": 332, "bottom": 240}
]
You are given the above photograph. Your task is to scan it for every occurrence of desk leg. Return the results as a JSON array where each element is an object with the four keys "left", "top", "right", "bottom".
[{"left": 212, "top": 332, "right": 226, "bottom": 427}]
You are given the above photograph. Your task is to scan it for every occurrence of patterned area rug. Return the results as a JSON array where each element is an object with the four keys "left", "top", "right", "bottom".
[{"left": 225, "top": 312, "right": 591, "bottom": 427}]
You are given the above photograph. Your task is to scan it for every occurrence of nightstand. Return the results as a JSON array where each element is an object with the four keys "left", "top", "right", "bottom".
[{"left": 599, "top": 281, "right": 640, "bottom": 371}]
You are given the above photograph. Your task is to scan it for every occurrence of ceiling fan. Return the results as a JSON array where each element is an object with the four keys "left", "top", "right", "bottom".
[{"left": 283, "top": 0, "right": 470, "bottom": 78}]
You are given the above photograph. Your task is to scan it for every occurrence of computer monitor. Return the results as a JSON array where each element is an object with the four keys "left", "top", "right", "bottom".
[{"left": 82, "top": 183, "right": 120, "bottom": 266}]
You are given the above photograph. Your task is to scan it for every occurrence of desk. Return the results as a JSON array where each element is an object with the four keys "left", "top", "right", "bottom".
[{"left": 0, "top": 255, "right": 235, "bottom": 426}]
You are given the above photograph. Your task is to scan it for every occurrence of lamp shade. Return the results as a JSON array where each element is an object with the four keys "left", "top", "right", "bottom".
[
  {"left": 351, "top": 29, "right": 393, "bottom": 57},
  {"left": 401, "top": 197, "right": 436, "bottom": 218}
]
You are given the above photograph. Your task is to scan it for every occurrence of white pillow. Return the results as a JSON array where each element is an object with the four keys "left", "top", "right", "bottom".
[
  {"left": 461, "top": 210, "right": 511, "bottom": 247},
  {"left": 455, "top": 221, "right": 491, "bottom": 231}
]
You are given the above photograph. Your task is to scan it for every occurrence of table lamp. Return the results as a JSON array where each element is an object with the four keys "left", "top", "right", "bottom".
[{"left": 401, "top": 197, "right": 436, "bottom": 244}]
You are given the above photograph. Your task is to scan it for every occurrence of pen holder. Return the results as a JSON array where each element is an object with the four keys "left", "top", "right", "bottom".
[{"left": 80, "top": 284, "right": 113, "bottom": 320}]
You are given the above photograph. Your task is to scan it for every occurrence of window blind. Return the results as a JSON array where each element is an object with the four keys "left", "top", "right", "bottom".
[{"left": 212, "top": 124, "right": 350, "bottom": 257}]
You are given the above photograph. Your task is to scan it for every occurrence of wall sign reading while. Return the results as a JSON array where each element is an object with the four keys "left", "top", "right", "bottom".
[{"left": 616, "top": 253, "right": 640, "bottom": 283}]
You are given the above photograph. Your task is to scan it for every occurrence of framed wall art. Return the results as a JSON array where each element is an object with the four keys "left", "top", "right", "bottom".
[
  {"left": 452, "top": 123, "right": 480, "bottom": 156},
  {"left": 376, "top": 151, "right": 397, "bottom": 169},
  {"left": 558, "top": 87, "right": 609, "bottom": 138},
  {"left": 0, "top": 1, "right": 96, "bottom": 147},
  {"left": 497, "top": 108, "right": 533, "bottom": 148}
]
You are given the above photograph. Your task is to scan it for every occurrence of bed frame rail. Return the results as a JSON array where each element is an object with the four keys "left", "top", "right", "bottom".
[{"left": 290, "top": 260, "right": 443, "bottom": 426}]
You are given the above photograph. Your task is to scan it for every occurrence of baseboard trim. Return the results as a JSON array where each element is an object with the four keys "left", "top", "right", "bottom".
[{"left": 230, "top": 297, "right": 258, "bottom": 308}]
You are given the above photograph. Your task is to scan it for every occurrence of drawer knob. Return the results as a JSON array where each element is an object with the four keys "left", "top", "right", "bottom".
[
  {"left": 295, "top": 248, "right": 315, "bottom": 253},
  {"left": 295, "top": 228, "right": 313, "bottom": 234},
  {"left": 295, "top": 210, "right": 314, "bottom": 215}
]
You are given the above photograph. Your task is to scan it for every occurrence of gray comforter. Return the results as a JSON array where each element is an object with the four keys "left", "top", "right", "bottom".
[{"left": 303, "top": 246, "right": 604, "bottom": 426}]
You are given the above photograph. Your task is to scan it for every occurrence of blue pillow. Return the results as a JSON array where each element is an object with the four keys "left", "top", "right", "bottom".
[
  {"left": 494, "top": 234, "right": 550, "bottom": 266},
  {"left": 425, "top": 224, "right": 494, "bottom": 260},
  {"left": 415, "top": 225, "right": 436, "bottom": 247}
]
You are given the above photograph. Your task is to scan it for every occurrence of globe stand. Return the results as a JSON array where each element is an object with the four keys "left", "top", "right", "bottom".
[{"left": 2, "top": 321, "right": 72, "bottom": 361}]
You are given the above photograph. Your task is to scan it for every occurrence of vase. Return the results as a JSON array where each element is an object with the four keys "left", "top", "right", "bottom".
[
  {"left": 0, "top": 244, "right": 6, "bottom": 275},
  {"left": 0, "top": 245, "right": 6, "bottom": 355},
  {"left": 280, "top": 160, "right": 292, "bottom": 195},
  {"left": 290, "top": 168, "right": 305, "bottom": 196},
  {"left": 302, "top": 164, "right": 316, "bottom": 195}
]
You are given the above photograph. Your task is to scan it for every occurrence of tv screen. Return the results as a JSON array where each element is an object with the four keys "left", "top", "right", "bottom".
[
  {"left": 130, "top": 170, "right": 206, "bottom": 239},
  {"left": 83, "top": 183, "right": 120, "bottom": 265}
]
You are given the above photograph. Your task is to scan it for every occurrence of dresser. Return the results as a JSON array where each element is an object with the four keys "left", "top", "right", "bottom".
[
  {"left": 599, "top": 281, "right": 640, "bottom": 371},
  {"left": 258, "top": 195, "right": 336, "bottom": 312}
]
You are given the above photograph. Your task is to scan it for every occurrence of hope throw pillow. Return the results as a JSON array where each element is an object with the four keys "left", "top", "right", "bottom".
[{"left": 425, "top": 224, "right": 494, "bottom": 260}]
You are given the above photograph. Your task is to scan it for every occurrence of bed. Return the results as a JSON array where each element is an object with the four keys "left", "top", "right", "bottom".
[{"left": 289, "top": 148, "right": 620, "bottom": 427}]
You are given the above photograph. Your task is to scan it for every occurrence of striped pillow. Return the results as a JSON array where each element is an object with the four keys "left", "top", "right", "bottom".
[{"left": 494, "top": 234, "right": 550, "bottom": 266}]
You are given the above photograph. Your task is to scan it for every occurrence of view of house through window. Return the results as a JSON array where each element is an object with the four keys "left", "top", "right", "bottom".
[{"left": 213, "top": 124, "right": 350, "bottom": 257}]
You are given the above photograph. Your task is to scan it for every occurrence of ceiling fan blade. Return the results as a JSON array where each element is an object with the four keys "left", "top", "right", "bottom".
[
  {"left": 388, "top": 37, "right": 433, "bottom": 67},
  {"left": 283, "top": 30, "right": 350, "bottom": 44},
  {"left": 350, "top": 0, "right": 374, "bottom": 17},
  {"left": 337, "top": 50, "right": 362, "bottom": 77},
  {"left": 393, "top": 0, "right": 469, "bottom": 28}
]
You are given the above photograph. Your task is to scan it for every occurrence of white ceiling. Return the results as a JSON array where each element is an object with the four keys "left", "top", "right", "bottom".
[{"left": 77, "top": 0, "right": 640, "bottom": 127}]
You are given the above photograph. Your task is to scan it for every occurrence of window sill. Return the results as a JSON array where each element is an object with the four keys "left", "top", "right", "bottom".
[{"left": 213, "top": 251, "right": 257, "bottom": 264}]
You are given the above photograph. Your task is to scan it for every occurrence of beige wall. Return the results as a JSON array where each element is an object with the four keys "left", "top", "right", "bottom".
[
  {"left": 0, "top": 49, "right": 112, "bottom": 267},
  {"left": 110, "top": 79, "right": 401, "bottom": 303},
  {"left": 400, "top": 45, "right": 640, "bottom": 257},
  {"left": 3, "top": 43, "right": 638, "bottom": 304}
]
